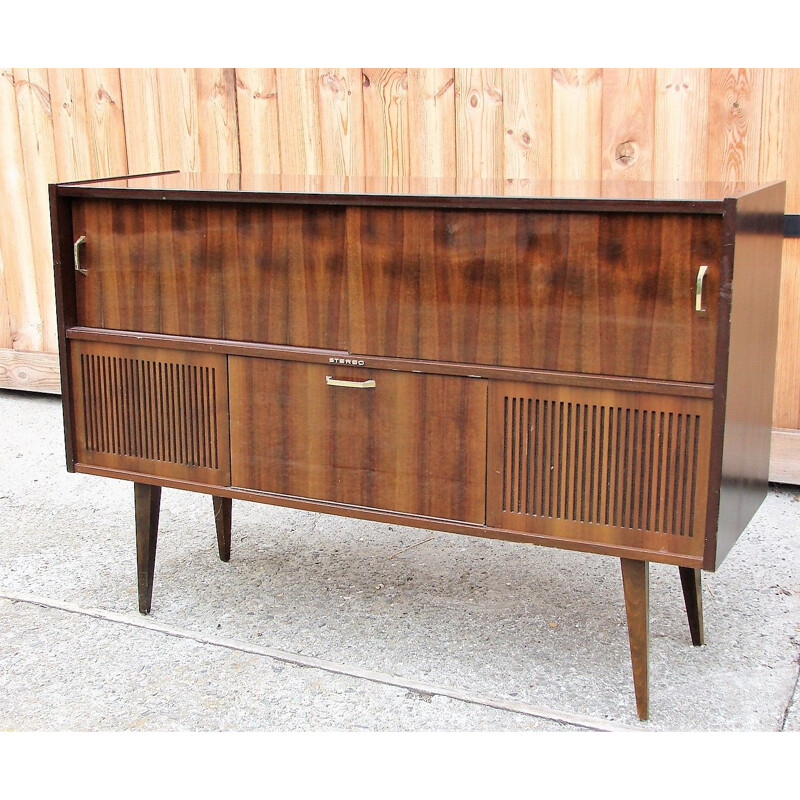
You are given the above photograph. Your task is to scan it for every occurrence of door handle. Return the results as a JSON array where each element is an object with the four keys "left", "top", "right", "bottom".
[
  {"left": 695, "top": 265, "right": 708, "bottom": 313},
  {"left": 74, "top": 235, "right": 88, "bottom": 275},
  {"left": 325, "top": 376, "right": 376, "bottom": 389}
]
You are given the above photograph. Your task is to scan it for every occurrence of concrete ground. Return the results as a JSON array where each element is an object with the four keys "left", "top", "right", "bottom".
[{"left": 1, "top": 388, "right": 798, "bottom": 732}]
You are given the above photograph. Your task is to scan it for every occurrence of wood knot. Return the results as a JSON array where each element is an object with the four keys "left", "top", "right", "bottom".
[
  {"left": 321, "top": 72, "right": 344, "bottom": 96},
  {"left": 469, "top": 92, "right": 479, "bottom": 108},
  {"left": 615, "top": 140, "right": 637, "bottom": 165}
]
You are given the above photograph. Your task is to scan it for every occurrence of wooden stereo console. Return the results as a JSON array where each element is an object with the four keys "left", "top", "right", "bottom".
[{"left": 50, "top": 173, "right": 786, "bottom": 720}]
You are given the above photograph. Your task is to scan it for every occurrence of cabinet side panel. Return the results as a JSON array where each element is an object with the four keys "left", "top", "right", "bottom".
[
  {"left": 714, "top": 183, "right": 786, "bottom": 568},
  {"left": 50, "top": 187, "right": 77, "bottom": 469}
]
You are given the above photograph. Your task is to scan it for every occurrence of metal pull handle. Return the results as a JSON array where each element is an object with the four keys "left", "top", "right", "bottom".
[
  {"left": 325, "top": 376, "right": 376, "bottom": 389},
  {"left": 695, "top": 265, "right": 708, "bottom": 312},
  {"left": 74, "top": 235, "right": 88, "bottom": 275}
]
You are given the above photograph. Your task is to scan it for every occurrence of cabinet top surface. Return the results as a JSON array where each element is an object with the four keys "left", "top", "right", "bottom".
[{"left": 55, "top": 172, "right": 784, "bottom": 211}]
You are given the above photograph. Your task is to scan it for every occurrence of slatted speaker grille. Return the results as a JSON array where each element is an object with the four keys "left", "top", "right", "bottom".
[
  {"left": 79, "top": 352, "right": 219, "bottom": 469},
  {"left": 501, "top": 396, "right": 702, "bottom": 537}
]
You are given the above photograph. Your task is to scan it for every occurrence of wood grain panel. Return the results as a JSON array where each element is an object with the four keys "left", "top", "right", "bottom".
[
  {"left": 774, "top": 239, "right": 800, "bottom": 429},
  {"left": 706, "top": 69, "right": 763, "bottom": 186},
  {"left": 275, "top": 68, "right": 323, "bottom": 178},
  {"left": 0, "top": 348, "right": 60, "bottom": 392},
  {"left": 154, "top": 69, "right": 198, "bottom": 171},
  {"left": 120, "top": 69, "right": 165, "bottom": 173},
  {"left": 601, "top": 69, "right": 655, "bottom": 183},
  {"left": 487, "top": 380, "right": 711, "bottom": 559},
  {"left": 13, "top": 68, "right": 59, "bottom": 353},
  {"left": 69, "top": 340, "right": 230, "bottom": 485},
  {"left": 48, "top": 69, "right": 93, "bottom": 180},
  {"left": 759, "top": 70, "right": 800, "bottom": 432},
  {"left": 318, "top": 69, "right": 366, "bottom": 178},
  {"left": 407, "top": 68, "right": 456, "bottom": 179},
  {"left": 222, "top": 203, "right": 349, "bottom": 349},
  {"left": 0, "top": 69, "right": 43, "bottom": 352},
  {"left": 362, "top": 68, "right": 409, "bottom": 187},
  {"left": 502, "top": 69, "right": 551, "bottom": 181},
  {"left": 82, "top": 69, "right": 128, "bottom": 177},
  {"left": 348, "top": 206, "right": 721, "bottom": 383},
  {"left": 552, "top": 68, "right": 602, "bottom": 182},
  {"left": 71, "top": 199, "right": 225, "bottom": 339},
  {"left": 455, "top": 68, "right": 504, "bottom": 181},
  {"left": 234, "top": 69, "right": 281, "bottom": 175},
  {"left": 654, "top": 69, "right": 709, "bottom": 186},
  {"left": 229, "top": 358, "right": 487, "bottom": 523},
  {"left": 194, "top": 69, "right": 240, "bottom": 175},
  {"left": 0, "top": 250, "right": 12, "bottom": 350}
]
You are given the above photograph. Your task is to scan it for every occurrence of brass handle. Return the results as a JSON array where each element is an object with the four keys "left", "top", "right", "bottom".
[
  {"left": 695, "top": 265, "right": 708, "bottom": 312},
  {"left": 74, "top": 235, "right": 88, "bottom": 275},
  {"left": 325, "top": 376, "right": 376, "bottom": 389}
]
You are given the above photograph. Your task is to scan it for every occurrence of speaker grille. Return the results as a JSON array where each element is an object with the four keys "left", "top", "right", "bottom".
[
  {"left": 79, "top": 351, "right": 220, "bottom": 469},
  {"left": 501, "top": 396, "right": 702, "bottom": 537}
]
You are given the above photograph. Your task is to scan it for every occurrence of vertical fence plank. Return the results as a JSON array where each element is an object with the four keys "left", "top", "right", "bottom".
[
  {"left": 13, "top": 67, "right": 59, "bottom": 353},
  {"left": 362, "top": 68, "right": 409, "bottom": 185},
  {"left": 194, "top": 68, "right": 240, "bottom": 175},
  {"left": 455, "top": 68, "right": 504, "bottom": 181},
  {"left": 706, "top": 69, "right": 764, "bottom": 187},
  {"left": 502, "top": 69, "right": 551, "bottom": 182},
  {"left": 654, "top": 69, "right": 709, "bottom": 185},
  {"left": 0, "top": 242, "right": 12, "bottom": 349},
  {"left": 82, "top": 69, "right": 129, "bottom": 177},
  {"left": 48, "top": 68, "right": 93, "bottom": 180},
  {"left": 275, "top": 68, "right": 323, "bottom": 177},
  {"left": 601, "top": 69, "right": 655, "bottom": 184},
  {"left": 0, "top": 69, "right": 43, "bottom": 352},
  {"left": 407, "top": 68, "right": 456, "bottom": 181},
  {"left": 120, "top": 68, "right": 166, "bottom": 173},
  {"left": 155, "top": 69, "right": 200, "bottom": 172},
  {"left": 318, "top": 68, "right": 366, "bottom": 179},
  {"left": 235, "top": 68, "right": 281, "bottom": 175},
  {"left": 763, "top": 69, "right": 800, "bottom": 431},
  {"left": 775, "top": 239, "right": 800, "bottom": 430},
  {"left": 552, "top": 68, "right": 602, "bottom": 183}
]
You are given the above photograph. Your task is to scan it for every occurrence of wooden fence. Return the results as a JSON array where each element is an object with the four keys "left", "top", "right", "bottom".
[{"left": 0, "top": 68, "right": 798, "bottom": 480}]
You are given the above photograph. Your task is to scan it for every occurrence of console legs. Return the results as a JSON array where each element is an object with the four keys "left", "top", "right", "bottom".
[
  {"left": 679, "top": 566, "right": 705, "bottom": 646},
  {"left": 213, "top": 496, "right": 232, "bottom": 562},
  {"left": 620, "top": 558, "right": 649, "bottom": 721},
  {"left": 134, "top": 482, "right": 161, "bottom": 615}
]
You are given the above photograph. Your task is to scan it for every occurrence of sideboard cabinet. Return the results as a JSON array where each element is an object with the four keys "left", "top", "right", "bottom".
[{"left": 50, "top": 173, "right": 786, "bottom": 720}]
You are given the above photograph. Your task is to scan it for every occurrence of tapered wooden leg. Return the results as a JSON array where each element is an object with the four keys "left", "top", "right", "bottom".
[
  {"left": 134, "top": 482, "right": 161, "bottom": 615},
  {"left": 679, "top": 566, "right": 704, "bottom": 646},
  {"left": 621, "top": 558, "right": 649, "bottom": 721},
  {"left": 213, "top": 496, "right": 232, "bottom": 562}
]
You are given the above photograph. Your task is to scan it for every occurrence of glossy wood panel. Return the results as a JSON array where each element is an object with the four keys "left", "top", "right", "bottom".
[
  {"left": 713, "top": 182, "right": 786, "bottom": 568},
  {"left": 69, "top": 340, "right": 230, "bottom": 485},
  {"left": 348, "top": 206, "right": 721, "bottom": 383},
  {"left": 487, "top": 380, "right": 712, "bottom": 560},
  {"left": 71, "top": 198, "right": 350, "bottom": 350},
  {"left": 72, "top": 199, "right": 225, "bottom": 338},
  {"left": 223, "top": 203, "right": 349, "bottom": 349},
  {"left": 229, "top": 358, "right": 487, "bottom": 523}
]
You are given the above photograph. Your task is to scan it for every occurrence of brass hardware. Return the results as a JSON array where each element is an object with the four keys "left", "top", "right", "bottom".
[
  {"left": 74, "top": 235, "right": 88, "bottom": 275},
  {"left": 695, "top": 265, "right": 708, "bottom": 312},
  {"left": 325, "top": 376, "right": 376, "bottom": 389}
]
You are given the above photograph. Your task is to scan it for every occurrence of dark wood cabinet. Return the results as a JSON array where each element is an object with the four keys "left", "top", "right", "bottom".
[{"left": 50, "top": 173, "right": 786, "bottom": 721}]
